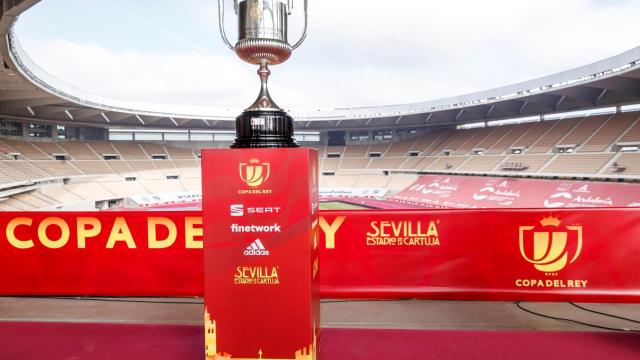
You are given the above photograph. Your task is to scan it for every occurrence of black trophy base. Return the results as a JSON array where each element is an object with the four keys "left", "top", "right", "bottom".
[{"left": 231, "top": 110, "right": 299, "bottom": 148}]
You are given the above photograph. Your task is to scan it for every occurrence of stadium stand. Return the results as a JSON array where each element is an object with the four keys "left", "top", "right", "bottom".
[
  {"left": 385, "top": 138, "right": 417, "bottom": 157},
  {"left": 58, "top": 141, "right": 101, "bottom": 160},
  {"left": 340, "top": 157, "right": 371, "bottom": 170},
  {"left": 0, "top": 138, "right": 202, "bottom": 210},
  {"left": 486, "top": 123, "right": 532, "bottom": 154},
  {"left": 511, "top": 121, "right": 554, "bottom": 150},
  {"left": 1, "top": 138, "right": 50, "bottom": 160},
  {"left": 528, "top": 118, "right": 581, "bottom": 153},
  {"left": 579, "top": 113, "right": 638, "bottom": 152},
  {"left": 541, "top": 153, "right": 614, "bottom": 174},
  {"left": 475, "top": 125, "right": 511, "bottom": 153},
  {"left": 343, "top": 145, "right": 368, "bottom": 157},
  {"left": 499, "top": 154, "right": 553, "bottom": 172},
  {"left": 426, "top": 156, "right": 468, "bottom": 171},
  {"left": 618, "top": 116, "right": 640, "bottom": 143},
  {"left": 1, "top": 111, "right": 639, "bottom": 211},
  {"left": 409, "top": 130, "right": 449, "bottom": 155},
  {"left": 456, "top": 155, "right": 507, "bottom": 172},
  {"left": 367, "top": 157, "right": 406, "bottom": 170},
  {"left": 557, "top": 115, "right": 609, "bottom": 149},
  {"left": 399, "top": 157, "right": 438, "bottom": 171},
  {"left": 606, "top": 153, "right": 640, "bottom": 176},
  {"left": 454, "top": 127, "right": 495, "bottom": 155}
]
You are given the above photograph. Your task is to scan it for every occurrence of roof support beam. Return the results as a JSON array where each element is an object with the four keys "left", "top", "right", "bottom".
[
  {"left": 485, "top": 105, "right": 495, "bottom": 118},
  {"left": 595, "top": 88, "right": 608, "bottom": 105},
  {"left": 519, "top": 101, "right": 529, "bottom": 113},
  {"left": 100, "top": 112, "right": 110, "bottom": 123}
]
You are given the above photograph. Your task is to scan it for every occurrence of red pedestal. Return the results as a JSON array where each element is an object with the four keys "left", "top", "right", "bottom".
[{"left": 202, "top": 148, "right": 319, "bottom": 360}]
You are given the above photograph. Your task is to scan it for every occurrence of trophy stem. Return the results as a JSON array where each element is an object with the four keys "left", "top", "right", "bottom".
[
  {"left": 230, "top": 60, "right": 299, "bottom": 149},
  {"left": 246, "top": 60, "right": 282, "bottom": 112}
]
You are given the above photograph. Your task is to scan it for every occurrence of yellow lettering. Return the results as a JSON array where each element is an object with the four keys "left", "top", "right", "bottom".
[
  {"left": 38, "top": 217, "right": 70, "bottom": 249},
  {"left": 367, "top": 221, "right": 381, "bottom": 237},
  {"left": 427, "top": 221, "right": 439, "bottom": 237},
  {"left": 380, "top": 221, "right": 391, "bottom": 237},
  {"left": 391, "top": 221, "right": 402, "bottom": 237},
  {"left": 319, "top": 216, "right": 346, "bottom": 249},
  {"left": 106, "top": 217, "right": 135, "bottom": 248},
  {"left": 77, "top": 217, "right": 101, "bottom": 249},
  {"left": 6, "top": 217, "right": 34, "bottom": 249},
  {"left": 148, "top": 217, "right": 177, "bottom": 249},
  {"left": 185, "top": 217, "right": 203, "bottom": 249}
]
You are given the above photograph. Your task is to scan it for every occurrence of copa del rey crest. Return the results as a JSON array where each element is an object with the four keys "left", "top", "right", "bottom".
[
  {"left": 518, "top": 216, "right": 583, "bottom": 273},
  {"left": 239, "top": 159, "right": 271, "bottom": 187}
]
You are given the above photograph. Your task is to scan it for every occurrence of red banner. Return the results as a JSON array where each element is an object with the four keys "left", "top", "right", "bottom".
[
  {"left": 393, "top": 175, "right": 640, "bottom": 208},
  {"left": 0, "top": 211, "right": 203, "bottom": 296},
  {"left": 0, "top": 209, "right": 639, "bottom": 302},
  {"left": 318, "top": 208, "right": 640, "bottom": 302}
]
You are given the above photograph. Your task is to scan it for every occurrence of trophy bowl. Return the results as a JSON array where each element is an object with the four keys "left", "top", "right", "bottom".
[
  {"left": 235, "top": 0, "right": 293, "bottom": 65},
  {"left": 218, "top": 0, "right": 308, "bottom": 148}
]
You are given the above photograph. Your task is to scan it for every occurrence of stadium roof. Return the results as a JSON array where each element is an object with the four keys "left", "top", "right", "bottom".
[{"left": 2, "top": 0, "right": 640, "bottom": 131}]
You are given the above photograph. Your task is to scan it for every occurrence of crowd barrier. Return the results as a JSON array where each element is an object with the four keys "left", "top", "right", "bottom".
[{"left": 0, "top": 208, "right": 638, "bottom": 302}]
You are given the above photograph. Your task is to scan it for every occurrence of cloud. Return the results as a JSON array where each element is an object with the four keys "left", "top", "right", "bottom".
[
  {"left": 15, "top": 0, "right": 640, "bottom": 111},
  {"left": 23, "top": 39, "right": 257, "bottom": 109}
]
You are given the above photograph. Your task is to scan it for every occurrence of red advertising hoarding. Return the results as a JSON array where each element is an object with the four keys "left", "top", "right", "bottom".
[
  {"left": 319, "top": 208, "right": 640, "bottom": 302},
  {"left": 0, "top": 211, "right": 204, "bottom": 296},
  {"left": 0, "top": 208, "right": 639, "bottom": 302},
  {"left": 201, "top": 148, "right": 319, "bottom": 360}
]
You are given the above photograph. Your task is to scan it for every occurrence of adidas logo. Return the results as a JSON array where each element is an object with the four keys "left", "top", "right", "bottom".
[{"left": 244, "top": 239, "right": 270, "bottom": 256}]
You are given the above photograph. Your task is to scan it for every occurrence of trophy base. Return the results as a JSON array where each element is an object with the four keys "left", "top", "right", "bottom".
[{"left": 231, "top": 110, "right": 299, "bottom": 148}]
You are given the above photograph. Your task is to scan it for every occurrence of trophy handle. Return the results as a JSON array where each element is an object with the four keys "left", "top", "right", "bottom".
[
  {"left": 291, "top": 0, "right": 308, "bottom": 50},
  {"left": 217, "top": 0, "right": 237, "bottom": 52}
]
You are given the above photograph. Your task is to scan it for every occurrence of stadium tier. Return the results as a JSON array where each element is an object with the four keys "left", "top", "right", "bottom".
[
  {"left": 0, "top": 139, "right": 201, "bottom": 210},
  {"left": 1, "top": 111, "right": 639, "bottom": 211},
  {"left": 319, "top": 112, "right": 640, "bottom": 178}
]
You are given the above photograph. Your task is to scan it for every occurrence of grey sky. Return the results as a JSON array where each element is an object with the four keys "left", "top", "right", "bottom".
[{"left": 14, "top": 0, "right": 640, "bottom": 111}]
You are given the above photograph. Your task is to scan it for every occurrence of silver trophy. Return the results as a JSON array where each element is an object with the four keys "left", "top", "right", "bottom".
[{"left": 218, "top": 0, "right": 309, "bottom": 148}]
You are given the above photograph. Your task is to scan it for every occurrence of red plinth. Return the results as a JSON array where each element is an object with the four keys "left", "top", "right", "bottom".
[{"left": 202, "top": 148, "right": 319, "bottom": 360}]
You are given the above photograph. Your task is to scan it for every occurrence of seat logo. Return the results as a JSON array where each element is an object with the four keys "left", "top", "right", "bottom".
[
  {"left": 518, "top": 216, "right": 582, "bottom": 273},
  {"left": 239, "top": 159, "right": 270, "bottom": 187},
  {"left": 230, "top": 204, "right": 243, "bottom": 217}
]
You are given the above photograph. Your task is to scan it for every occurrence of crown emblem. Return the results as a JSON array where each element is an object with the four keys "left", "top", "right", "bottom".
[{"left": 539, "top": 216, "right": 561, "bottom": 227}]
